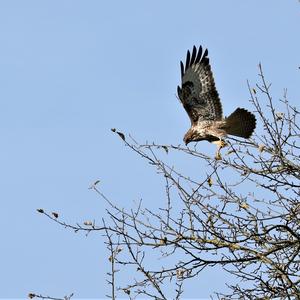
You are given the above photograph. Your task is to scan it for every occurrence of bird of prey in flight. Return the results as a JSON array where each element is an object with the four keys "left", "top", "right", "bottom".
[{"left": 177, "top": 46, "right": 256, "bottom": 158}]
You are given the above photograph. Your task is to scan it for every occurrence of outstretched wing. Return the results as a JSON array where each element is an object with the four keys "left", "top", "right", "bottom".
[{"left": 177, "top": 46, "right": 223, "bottom": 125}]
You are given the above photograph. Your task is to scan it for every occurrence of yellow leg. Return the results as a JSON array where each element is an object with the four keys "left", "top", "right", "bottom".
[{"left": 213, "top": 139, "right": 227, "bottom": 160}]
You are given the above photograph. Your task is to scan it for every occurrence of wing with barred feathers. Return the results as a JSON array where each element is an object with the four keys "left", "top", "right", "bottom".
[{"left": 177, "top": 46, "right": 223, "bottom": 126}]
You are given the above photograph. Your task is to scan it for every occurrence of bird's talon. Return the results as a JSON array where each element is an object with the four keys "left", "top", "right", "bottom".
[
  {"left": 219, "top": 140, "right": 227, "bottom": 148},
  {"left": 215, "top": 151, "right": 222, "bottom": 160}
]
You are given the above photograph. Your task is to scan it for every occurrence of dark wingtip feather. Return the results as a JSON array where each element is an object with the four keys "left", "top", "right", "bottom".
[
  {"left": 190, "top": 45, "right": 197, "bottom": 65},
  {"left": 180, "top": 61, "right": 184, "bottom": 78},
  {"left": 180, "top": 46, "right": 210, "bottom": 78},
  {"left": 203, "top": 57, "right": 209, "bottom": 66},
  {"left": 195, "top": 45, "right": 202, "bottom": 64},
  {"left": 177, "top": 86, "right": 182, "bottom": 98},
  {"left": 185, "top": 50, "right": 191, "bottom": 71}
]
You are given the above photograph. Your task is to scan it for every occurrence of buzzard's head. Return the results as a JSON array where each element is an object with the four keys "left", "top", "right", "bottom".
[
  {"left": 184, "top": 128, "right": 219, "bottom": 145},
  {"left": 183, "top": 129, "right": 202, "bottom": 145}
]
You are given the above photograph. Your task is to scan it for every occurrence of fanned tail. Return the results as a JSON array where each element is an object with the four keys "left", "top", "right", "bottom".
[{"left": 225, "top": 108, "right": 256, "bottom": 138}]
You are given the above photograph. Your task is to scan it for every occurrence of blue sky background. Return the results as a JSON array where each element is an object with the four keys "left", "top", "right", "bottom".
[{"left": 0, "top": 0, "right": 299, "bottom": 298}]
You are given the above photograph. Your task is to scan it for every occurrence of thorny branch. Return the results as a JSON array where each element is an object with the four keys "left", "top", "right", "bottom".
[{"left": 28, "top": 293, "right": 74, "bottom": 300}]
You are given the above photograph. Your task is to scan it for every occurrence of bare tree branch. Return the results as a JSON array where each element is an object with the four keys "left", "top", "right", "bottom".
[{"left": 35, "top": 65, "right": 300, "bottom": 299}]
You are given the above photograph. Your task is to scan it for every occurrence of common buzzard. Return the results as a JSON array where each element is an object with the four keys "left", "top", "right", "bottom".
[{"left": 177, "top": 46, "right": 256, "bottom": 157}]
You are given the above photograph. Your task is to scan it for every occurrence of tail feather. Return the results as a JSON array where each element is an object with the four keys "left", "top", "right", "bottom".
[{"left": 225, "top": 108, "right": 256, "bottom": 138}]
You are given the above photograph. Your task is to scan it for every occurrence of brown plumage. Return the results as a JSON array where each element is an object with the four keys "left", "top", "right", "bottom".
[{"left": 177, "top": 46, "right": 256, "bottom": 152}]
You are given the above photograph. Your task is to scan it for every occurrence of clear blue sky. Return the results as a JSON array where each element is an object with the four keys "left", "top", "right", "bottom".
[{"left": 0, "top": 0, "right": 299, "bottom": 298}]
